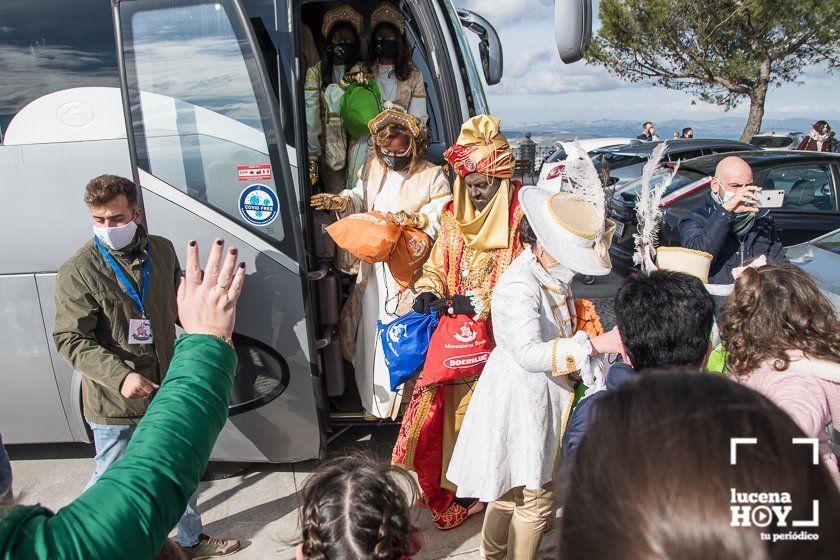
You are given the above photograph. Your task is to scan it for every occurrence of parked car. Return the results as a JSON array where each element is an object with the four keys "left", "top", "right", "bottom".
[
  {"left": 591, "top": 138, "right": 755, "bottom": 191},
  {"left": 749, "top": 131, "right": 806, "bottom": 150},
  {"left": 608, "top": 151, "right": 840, "bottom": 274},
  {"left": 537, "top": 137, "right": 631, "bottom": 188},
  {"left": 786, "top": 228, "right": 840, "bottom": 314}
]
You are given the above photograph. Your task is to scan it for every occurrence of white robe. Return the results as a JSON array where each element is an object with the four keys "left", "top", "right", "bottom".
[
  {"left": 446, "top": 248, "right": 606, "bottom": 502},
  {"left": 341, "top": 170, "right": 449, "bottom": 417}
]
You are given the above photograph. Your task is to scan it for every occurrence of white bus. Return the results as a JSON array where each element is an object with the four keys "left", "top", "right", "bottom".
[{"left": 0, "top": 0, "right": 590, "bottom": 462}]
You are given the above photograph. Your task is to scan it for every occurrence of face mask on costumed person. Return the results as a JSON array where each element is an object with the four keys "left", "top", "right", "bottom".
[
  {"left": 329, "top": 41, "right": 356, "bottom": 64},
  {"left": 382, "top": 152, "right": 412, "bottom": 171},
  {"left": 375, "top": 38, "right": 399, "bottom": 60},
  {"left": 93, "top": 220, "right": 138, "bottom": 251}
]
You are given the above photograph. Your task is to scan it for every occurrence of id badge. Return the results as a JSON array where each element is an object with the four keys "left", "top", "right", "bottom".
[{"left": 128, "top": 318, "right": 154, "bottom": 345}]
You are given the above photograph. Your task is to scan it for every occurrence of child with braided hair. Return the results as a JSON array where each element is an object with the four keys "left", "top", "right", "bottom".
[{"left": 296, "top": 453, "right": 422, "bottom": 560}]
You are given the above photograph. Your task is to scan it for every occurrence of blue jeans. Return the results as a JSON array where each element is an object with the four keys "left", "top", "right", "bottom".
[
  {"left": 0, "top": 433, "right": 12, "bottom": 500},
  {"left": 86, "top": 421, "right": 203, "bottom": 547}
]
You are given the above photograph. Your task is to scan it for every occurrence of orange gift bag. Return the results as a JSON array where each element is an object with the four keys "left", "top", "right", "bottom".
[
  {"left": 388, "top": 227, "right": 432, "bottom": 287},
  {"left": 326, "top": 211, "right": 402, "bottom": 263}
]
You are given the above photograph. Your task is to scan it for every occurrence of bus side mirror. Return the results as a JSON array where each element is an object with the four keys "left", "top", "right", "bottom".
[
  {"left": 554, "top": 0, "right": 592, "bottom": 64},
  {"left": 456, "top": 9, "right": 503, "bottom": 86}
]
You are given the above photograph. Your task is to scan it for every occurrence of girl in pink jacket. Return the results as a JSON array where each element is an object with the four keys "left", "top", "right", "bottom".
[{"left": 721, "top": 262, "right": 840, "bottom": 486}]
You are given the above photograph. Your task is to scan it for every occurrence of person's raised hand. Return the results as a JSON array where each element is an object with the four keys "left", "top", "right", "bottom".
[
  {"left": 723, "top": 184, "right": 762, "bottom": 214},
  {"left": 120, "top": 372, "right": 159, "bottom": 399},
  {"left": 177, "top": 239, "right": 246, "bottom": 340}
]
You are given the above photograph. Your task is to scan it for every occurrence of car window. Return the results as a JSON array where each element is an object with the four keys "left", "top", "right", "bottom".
[
  {"left": 618, "top": 169, "right": 707, "bottom": 201},
  {"left": 762, "top": 165, "right": 836, "bottom": 212},
  {"left": 750, "top": 137, "right": 793, "bottom": 149},
  {"left": 546, "top": 148, "right": 567, "bottom": 163},
  {"left": 812, "top": 230, "right": 840, "bottom": 256},
  {"left": 592, "top": 152, "right": 644, "bottom": 173},
  {"left": 671, "top": 149, "right": 704, "bottom": 161},
  {"left": 706, "top": 146, "right": 744, "bottom": 155}
]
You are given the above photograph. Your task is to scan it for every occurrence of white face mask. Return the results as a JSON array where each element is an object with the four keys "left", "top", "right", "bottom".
[{"left": 93, "top": 220, "right": 138, "bottom": 250}]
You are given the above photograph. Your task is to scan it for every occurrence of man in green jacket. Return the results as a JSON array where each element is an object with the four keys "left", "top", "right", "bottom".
[{"left": 53, "top": 175, "right": 240, "bottom": 559}]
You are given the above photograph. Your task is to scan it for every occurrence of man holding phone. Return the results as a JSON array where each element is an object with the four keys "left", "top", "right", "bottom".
[{"left": 679, "top": 156, "right": 785, "bottom": 284}]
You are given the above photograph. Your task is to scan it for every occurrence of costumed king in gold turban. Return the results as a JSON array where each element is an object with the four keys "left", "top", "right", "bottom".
[{"left": 392, "top": 115, "right": 525, "bottom": 530}]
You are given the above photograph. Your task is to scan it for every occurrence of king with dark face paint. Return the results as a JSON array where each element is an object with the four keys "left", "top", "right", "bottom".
[
  {"left": 397, "top": 114, "right": 526, "bottom": 532},
  {"left": 463, "top": 173, "right": 503, "bottom": 212}
]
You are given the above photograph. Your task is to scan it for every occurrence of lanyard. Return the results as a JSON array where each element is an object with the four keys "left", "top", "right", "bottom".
[{"left": 94, "top": 236, "right": 150, "bottom": 317}]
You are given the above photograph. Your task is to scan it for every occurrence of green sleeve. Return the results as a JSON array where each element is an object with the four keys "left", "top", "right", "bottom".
[
  {"left": 4, "top": 335, "right": 236, "bottom": 559},
  {"left": 52, "top": 265, "right": 134, "bottom": 393}
]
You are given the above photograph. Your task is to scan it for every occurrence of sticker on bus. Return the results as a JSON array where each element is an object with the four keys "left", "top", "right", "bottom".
[
  {"left": 237, "top": 164, "right": 272, "bottom": 181},
  {"left": 239, "top": 184, "right": 279, "bottom": 226}
]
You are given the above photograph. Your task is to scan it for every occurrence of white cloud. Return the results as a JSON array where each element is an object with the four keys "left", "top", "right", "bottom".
[
  {"left": 504, "top": 46, "right": 554, "bottom": 79},
  {"left": 453, "top": 0, "right": 552, "bottom": 28}
]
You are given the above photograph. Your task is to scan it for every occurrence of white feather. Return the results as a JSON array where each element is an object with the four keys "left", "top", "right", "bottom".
[
  {"left": 563, "top": 140, "right": 605, "bottom": 212},
  {"left": 633, "top": 142, "right": 679, "bottom": 274}
]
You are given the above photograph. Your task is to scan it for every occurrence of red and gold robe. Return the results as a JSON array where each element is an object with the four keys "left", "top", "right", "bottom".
[{"left": 392, "top": 183, "right": 524, "bottom": 530}]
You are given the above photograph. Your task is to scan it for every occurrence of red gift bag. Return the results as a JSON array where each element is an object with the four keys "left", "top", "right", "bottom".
[{"left": 417, "top": 315, "right": 494, "bottom": 386}]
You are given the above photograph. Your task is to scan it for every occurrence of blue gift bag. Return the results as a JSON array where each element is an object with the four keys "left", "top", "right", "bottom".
[{"left": 378, "top": 312, "right": 440, "bottom": 392}]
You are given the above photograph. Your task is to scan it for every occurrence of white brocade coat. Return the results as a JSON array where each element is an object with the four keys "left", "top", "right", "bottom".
[{"left": 446, "top": 248, "right": 604, "bottom": 502}]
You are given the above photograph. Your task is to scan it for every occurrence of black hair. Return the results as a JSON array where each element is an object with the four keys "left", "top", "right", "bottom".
[
  {"left": 681, "top": 127, "right": 693, "bottom": 137},
  {"left": 643, "top": 121, "right": 653, "bottom": 128},
  {"left": 365, "top": 22, "right": 414, "bottom": 82},
  {"left": 812, "top": 120, "right": 829, "bottom": 131},
  {"left": 518, "top": 215, "right": 537, "bottom": 247},
  {"left": 322, "top": 21, "right": 361, "bottom": 87},
  {"left": 300, "top": 453, "right": 418, "bottom": 560},
  {"left": 613, "top": 270, "right": 713, "bottom": 372}
]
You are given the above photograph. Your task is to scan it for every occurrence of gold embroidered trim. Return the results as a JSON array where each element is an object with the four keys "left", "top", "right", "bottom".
[
  {"left": 551, "top": 340, "right": 580, "bottom": 377},
  {"left": 403, "top": 386, "right": 436, "bottom": 470},
  {"left": 430, "top": 191, "right": 452, "bottom": 201},
  {"left": 550, "top": 338, "right": 561, "bottom": 376},
  {"left": 540, "top": 284, "right": 569, "bottom": 297},
  {"left": 553, "top": 392, "right": 577, "bottom": 476}
]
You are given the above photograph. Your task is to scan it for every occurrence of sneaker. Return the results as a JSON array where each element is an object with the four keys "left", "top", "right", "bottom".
[{"left": 181, "top": 534, "right": 241, "bottom": 559}]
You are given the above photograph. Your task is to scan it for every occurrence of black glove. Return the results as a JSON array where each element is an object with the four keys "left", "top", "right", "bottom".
[
  {"left": 430, "top": 294, "right": 475, "bottom": 316},
  {"left": 412, "top": 292, "right": 438, "bottom": 315}
]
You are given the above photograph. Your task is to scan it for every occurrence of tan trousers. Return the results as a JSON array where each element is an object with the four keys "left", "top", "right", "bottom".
[{"left": 479, "top": 482, "right": 555, "bottom": 560}]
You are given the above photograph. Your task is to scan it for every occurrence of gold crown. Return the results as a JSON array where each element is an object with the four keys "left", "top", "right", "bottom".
[
  {"left": 371, "top": 2, "right": 405, "bottom": 33},
  {"left": 321, "top": 4, "right": 364, "bottom": 37}
]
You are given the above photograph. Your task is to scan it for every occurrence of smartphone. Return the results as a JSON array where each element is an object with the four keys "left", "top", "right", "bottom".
[{"left": 756, "top": 189, "right": 785, "bottom": 209}]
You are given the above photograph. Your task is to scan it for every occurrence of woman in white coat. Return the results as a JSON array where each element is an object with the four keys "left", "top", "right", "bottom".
[
  {"left": 446, "top": 160, "right": 621, "bottom": 560},
  {"left": 311, "top": 108, "right": 451, "bottom": 418}
]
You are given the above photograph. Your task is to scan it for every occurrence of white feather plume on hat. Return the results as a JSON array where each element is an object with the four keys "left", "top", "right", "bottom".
[
  {"left": 633, "top": 142, "right": 678, "bottom": 274},
  {"left": 563, "top": 141, "right": 605, "bottom": 213}
]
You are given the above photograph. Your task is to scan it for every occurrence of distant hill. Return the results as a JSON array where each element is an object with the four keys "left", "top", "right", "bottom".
[{"left": 505, "top": 117, "right": 813, "bottom": 146}]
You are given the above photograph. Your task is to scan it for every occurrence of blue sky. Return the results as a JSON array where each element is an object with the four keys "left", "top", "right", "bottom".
[{"left": 453, "top": 0, "right": 840, "bottom": 126}]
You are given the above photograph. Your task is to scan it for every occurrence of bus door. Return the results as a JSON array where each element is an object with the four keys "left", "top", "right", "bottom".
[{"left": 114, "top": 0, "right": 328, "bottom": 462}]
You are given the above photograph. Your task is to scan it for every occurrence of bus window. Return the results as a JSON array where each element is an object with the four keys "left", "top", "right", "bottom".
[
  {"left": 120, "top": 0, "right": 296, "bottom": 258},
  {"left": 0, "top": 1, "right": 119, "bottom": 134}
]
